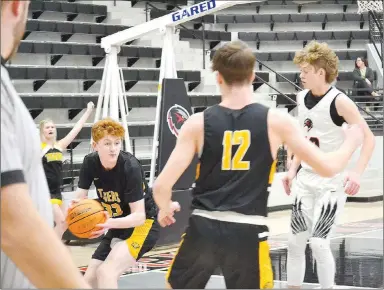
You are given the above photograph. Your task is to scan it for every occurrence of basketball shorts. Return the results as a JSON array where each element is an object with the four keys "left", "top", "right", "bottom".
[
  {"left": 92, "top": 218, "right": 160, "bottom": 261},
  {"left": 290, "top": 168, "right": 347, "bottom": 239},
  {"left": 167, "top": 215, "right": 274, "bottom": 289}
]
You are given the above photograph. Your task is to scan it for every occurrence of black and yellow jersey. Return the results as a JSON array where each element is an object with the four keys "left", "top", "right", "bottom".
[
  {"left": 192, "top": 103, "right": 276, "bottom": 217},
  {"left": 41, "top": 142, "right": 63, "bottom": 195},
  {"left": 78, "top": 151, "right": 158, "bottom": 237}
]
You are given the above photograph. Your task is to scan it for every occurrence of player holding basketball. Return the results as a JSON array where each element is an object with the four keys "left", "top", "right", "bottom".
[
  {"left": 282, "top": 41, "right": 375, "bottom": 289},
  {"left": 70, "top": 118, "right": 168, "bottom": 289},
  {"left": 152, "top": 40, "right": 364, "bottom": 289},
  {"left": 40, "top": 102, "right": 94, "bottom": 239}
]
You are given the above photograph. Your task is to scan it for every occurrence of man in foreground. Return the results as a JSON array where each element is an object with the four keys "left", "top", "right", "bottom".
[{"left": 1, "top": 0, "right": 90, "bottom": 288}]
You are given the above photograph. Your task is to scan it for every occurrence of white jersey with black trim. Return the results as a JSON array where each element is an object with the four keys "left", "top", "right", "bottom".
[{"left": 297, "top": 87, "right": 346, "bottom": 172}]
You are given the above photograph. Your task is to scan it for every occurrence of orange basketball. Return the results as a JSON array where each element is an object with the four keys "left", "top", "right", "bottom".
[{"left": 66, "top": 199, "right": 106, "bottom": 239}]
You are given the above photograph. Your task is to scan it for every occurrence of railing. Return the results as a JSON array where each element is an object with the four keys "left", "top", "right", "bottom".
[{"left": 368, "top": 10, "right": 384, "bottom": 69}]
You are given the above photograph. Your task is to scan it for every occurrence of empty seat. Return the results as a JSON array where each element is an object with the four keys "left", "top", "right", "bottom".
[
  {"left": 309, "top": 13, "right": 326, "bottom": 22},
  {"left": 216, "top": 15, "right": 235, "bottom": 24},
  {"left": 276, "top": 32, "right": 295, "bottom": 41},
  {"left": 39, "top": 20, "right": 56, "bottom": 32},
  {"left": 345, "top": 13, "right": 363, "bottom": 22},
  {"left": 61, "top": 2, "right": 77, "bottom": 14},
  {"left": 333, "top": 31, "right": 351, "bottom": 40},
  {"left": 277, "top": 72, "right": 298, "bottom": 82},
  {"left": 18, "top": 42, "right": 33, "bottom": 53},
  {"left": 348, "top": 50, "right": 366, "bottom": 60},
  {"left": 34, "top": 42, "right": 53, "bottom": 54},
  {"left": 28, "top": 66, "right": 47, "bottom": 79},
  {"left": 52, "top": 42, "right": 71, "bottom": 55},
  {"left": 70, "top": 44, "right": 89, "bottom": 55},
  {"left": 290, "top": 14, "right": 307, "bottom": 22},
  {"left": 26, "top": 20, "right": 39, "bottom": 32},
  {"left": 90, "top": 24, "right": 106, "bottom": 35},
  {"left": 66, "top": 67, "right": 85, "bottom": 79},
  {"left": 43, "top": 1, "right": 62, "bottom": 13},
  {"left": 47, "top": 67, "right": 67, "bottom": 79},
  {"left": 254, "top": 14, "right": 272, "bottom": 23},
  {"left": 256, "top": 52, "right": 269, "bottom": 61},
  {"left": 238, "top": 32, "right": 257, "bottom": 41},
  {"left": 271, "top": 52, "right": 291, "bottom": 61},
  {"left": 336, "top": 51, "right": 348, "bottom": 60},
  {"left": 77, "top": 4, "right": 95, "bottom": 14},
  {"left": 326, "top": 13, "right": 344, "bottom": 22},
  {"left": 30, "top": 1, "right": 44, "bottom": 11},
  {"left": 85, "top": 68, "right": 103, "bottom": 80},
  {"left": 314, "top": 31, "right": 333, "bottom": 40},
  {"left": 73, "top": 23, "right": 90, "bottom": 34},
  {"left": 296, "top": 31, "right": 314, "bottom": 40},
  {"left": 272, "top": 14, "right": 290, "bottom": 23},
  {"left": 56, "top": 21, "right": 74, "bottom": 34},
  {"left": 257, "top": 32, "right": 276, "bottom": 41},
  {"left": 235, "top": 15, "right": 255, "bottom": 23},
  {"left": 351, "top": 30, "right": 369, "bottom": 39},
  {"left": 88, "top": 45, "right": 104, "bottom": 56},
  {"left": 337, "top": 71, "right": 352, "bottom": 81}
]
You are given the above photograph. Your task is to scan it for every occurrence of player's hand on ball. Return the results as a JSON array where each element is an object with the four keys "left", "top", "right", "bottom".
[
  {"left": 89, "top": 211, "right": 110, "bottom": 239},
  {"left": 343, "top": 171, "right": 361, "bottom": 196},
  {"left": 342, "top": 123, "right": 364, "bottom": 148}
]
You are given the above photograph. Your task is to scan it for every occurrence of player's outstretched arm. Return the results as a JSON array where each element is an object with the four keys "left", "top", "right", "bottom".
[
  {"left": 268, "top": 110, "right": 364, "bottom": 178},
  {"left": 153, "top": 113, "right": 202, "bottom": 212},
  {"left": 1, "top": 183, "right": 91, "bottom": 289}
]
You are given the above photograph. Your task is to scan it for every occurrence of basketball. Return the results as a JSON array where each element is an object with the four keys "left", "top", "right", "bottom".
[{"left": 66, "top": 199, "right": 106, "bottom": 239}]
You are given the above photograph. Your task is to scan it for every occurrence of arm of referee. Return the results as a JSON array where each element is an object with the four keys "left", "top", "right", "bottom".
[{"left": 0, "top": 92, "right": 90, "bottom": 289}]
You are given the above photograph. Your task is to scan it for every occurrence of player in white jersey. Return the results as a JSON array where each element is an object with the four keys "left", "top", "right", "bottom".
[{"left": 283, "top": 41, "right": 376, "bottom": 289}]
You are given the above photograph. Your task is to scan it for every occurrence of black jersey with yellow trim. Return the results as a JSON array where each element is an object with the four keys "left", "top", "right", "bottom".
[
  {"left": 41, "top": 142, "right": 63, "bottom": 194},
  {"left": 192, "top": 103, "right": 276, "bottom": 217},
  {"left": 78, "top": 151, "right": 158, "bottom": 222}
]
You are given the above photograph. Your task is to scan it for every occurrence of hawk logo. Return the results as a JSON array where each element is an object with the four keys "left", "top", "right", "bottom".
[
  {"left": 304, "top": 118, "right": 313, "bottom": 132},
  {"left": 131, "top": 242, "right": 140, "bottom": 249},
  {"left": 166, "top": 104, "right": 190, "bottom": 137}
]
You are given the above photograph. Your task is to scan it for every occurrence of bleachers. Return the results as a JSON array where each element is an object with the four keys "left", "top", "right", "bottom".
[{"left": 8, "top": 0, "right": 382, "bottom": 186}]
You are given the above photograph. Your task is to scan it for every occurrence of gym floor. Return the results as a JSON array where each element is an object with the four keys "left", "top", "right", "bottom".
[{"left": 69, "top": 201, "right": 383, "bottom": 289}]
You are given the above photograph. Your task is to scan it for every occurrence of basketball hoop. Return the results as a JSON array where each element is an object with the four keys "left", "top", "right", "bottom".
[{"left": 357, "top": 0, "right": 383, "bottom": 14}]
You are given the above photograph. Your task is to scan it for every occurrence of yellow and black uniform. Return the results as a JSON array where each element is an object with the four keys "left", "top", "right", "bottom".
[
  {"left": 78, "top": 151, "right": 159, "bottom": 261},
  {"left": 167, "top": 104, "right": 276, "bottom": 289},
  {"left": 41, "top": 142, "right": 64, "bottom": 205}
]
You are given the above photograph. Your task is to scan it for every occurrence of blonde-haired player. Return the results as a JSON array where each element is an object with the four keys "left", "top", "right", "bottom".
[
  {"left": 69, "top": 118, "right": 177, "bottom": 288},
  {"left": 283, "top": 41, "right": 375, "bottom": 289}
]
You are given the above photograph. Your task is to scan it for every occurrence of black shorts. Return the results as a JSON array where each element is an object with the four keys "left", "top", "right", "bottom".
[
  {"left": 167, "top": 215, "right": 274, "bottom": 289},
  {"left": 92, "top": 218, "right": 160, "bottom": 261}
]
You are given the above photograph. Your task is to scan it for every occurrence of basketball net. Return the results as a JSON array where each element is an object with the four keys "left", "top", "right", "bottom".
[{"left": 357, "top": 0, "right": 383, "bottom": 13}]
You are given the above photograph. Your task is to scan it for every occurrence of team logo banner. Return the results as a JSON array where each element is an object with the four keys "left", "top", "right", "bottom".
[{"left": 158, "top": 78, "right": 198, "bottom": 190}]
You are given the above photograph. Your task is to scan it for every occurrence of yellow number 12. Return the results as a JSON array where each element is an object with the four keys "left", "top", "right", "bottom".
[{"left": 222, "top": 130, "right": 251, "bottom": 170}]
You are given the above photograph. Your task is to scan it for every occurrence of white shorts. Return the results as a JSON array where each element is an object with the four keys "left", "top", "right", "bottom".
[{"left": 290, "top": 168, "right": 347, "bottom": 239}]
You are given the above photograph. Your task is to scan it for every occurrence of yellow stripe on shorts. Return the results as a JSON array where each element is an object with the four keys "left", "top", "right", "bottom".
[
  {"left": 126, "top": 219, "right": 154, "bottom": 259},
  {"left": 259, "top": 240, "right": 274, "bottom": 289}
]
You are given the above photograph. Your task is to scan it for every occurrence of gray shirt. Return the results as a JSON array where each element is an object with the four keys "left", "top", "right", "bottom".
[{"left": 1, "top": 64, "right": 53, "bottom": 288}]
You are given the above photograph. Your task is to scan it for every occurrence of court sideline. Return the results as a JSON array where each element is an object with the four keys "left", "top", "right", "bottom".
[{"left": 69, "top": 201, "right": 383, "bottom": 288}]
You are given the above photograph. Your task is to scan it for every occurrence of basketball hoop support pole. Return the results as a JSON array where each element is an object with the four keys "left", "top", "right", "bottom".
[{"left": 98, "top": 0, "right": 255, "bottom": 186}]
